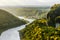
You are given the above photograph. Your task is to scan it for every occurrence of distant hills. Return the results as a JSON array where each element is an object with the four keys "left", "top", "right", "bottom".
[
  {"left": 0, "top": 7, "right": 50, "bottom": 19},
  {"left": 17, "top": 7, "right": 50, "bottom": 19}
]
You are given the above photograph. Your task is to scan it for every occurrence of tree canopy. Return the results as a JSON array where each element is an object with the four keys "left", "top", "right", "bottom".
[{"left": 47, "top": 4, "right": 60, "bottom": 27}]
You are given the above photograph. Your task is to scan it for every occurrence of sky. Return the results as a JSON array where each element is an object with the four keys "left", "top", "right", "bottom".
[{"left": 0, "top": 0, "right": 60, "bottom": 7}]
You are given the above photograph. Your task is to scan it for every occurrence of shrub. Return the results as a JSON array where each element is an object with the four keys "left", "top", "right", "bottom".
[{"left": 19, "top": 19, "right": 60, "bottom": 40}]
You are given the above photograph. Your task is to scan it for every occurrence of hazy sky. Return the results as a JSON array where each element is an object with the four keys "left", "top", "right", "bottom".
[{"left": 0, "top": 0, "right": 60, "bottom": 7}]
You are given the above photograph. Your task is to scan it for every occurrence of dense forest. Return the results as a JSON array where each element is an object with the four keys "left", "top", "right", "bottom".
[
  {"left": 19, "top": 4, "right": 60, "bottom": 40},
  {"left": 0, "top": 9, "right": 28, "bottom": 35}
]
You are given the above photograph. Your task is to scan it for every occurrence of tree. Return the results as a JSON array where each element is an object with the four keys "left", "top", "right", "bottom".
[{"left": 47, "top": 4, "right": 60, "bottom": 27}]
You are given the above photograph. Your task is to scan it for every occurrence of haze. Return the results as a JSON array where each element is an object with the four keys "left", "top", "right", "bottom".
[{"left": 0, "top": 0, "right": 60, "bottom": 7}]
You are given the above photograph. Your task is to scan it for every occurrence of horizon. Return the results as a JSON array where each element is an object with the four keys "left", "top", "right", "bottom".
[{"left": 0, "top": 0, "right": 60, "bottom": 7}]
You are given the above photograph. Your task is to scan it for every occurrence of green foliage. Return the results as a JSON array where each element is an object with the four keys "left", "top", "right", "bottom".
[
  {"left": 19, "top": 19, "right": 60, "bottom": 40},
  {"left": 47, "top": 4, "right": 60, "bottom": 27},
  {"left": 50, "top": 4, "right": 60, "bottom": 11},
  {"left": 0, "top": 9, "right": 27, "bottom": 35},
  {"left": 19, "top": 4, "right": 60, "bottom": 40}
]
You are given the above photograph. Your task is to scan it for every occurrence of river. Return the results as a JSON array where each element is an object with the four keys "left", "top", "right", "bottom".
[{"left": 0, "top": 16, "right": 35, "bottom": 40}]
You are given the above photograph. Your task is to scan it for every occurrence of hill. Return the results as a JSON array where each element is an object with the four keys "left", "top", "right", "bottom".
[
  {"left": 0, "top": 7, "right": 50, "bottom": 19},
  {"left": 19, "top": 19, "right": 60, "bottom": 40},
  {"left": 19, "top": 4, "right": 60, "bottom": 40},
  {"left": 0, "top": 9, "right": 28, "bottom": 35},
  {"left": 47, "top": 4, "right": 60, "bottom": 27}
]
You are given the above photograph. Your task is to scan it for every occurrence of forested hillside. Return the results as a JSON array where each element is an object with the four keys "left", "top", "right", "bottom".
[
  {"left": 0, "top": 9, "right": 28, "bottom": 35},
  {"left": 19, "top": 4, "right": 60, "bottom": 40},
  {"left": 19, "top": 18, "right": 60, "bottom": 40}
]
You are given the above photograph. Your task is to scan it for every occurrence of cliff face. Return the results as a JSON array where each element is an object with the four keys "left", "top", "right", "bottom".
[{"left": 0, "top": 9, "right": 27, "bottom": 35}]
